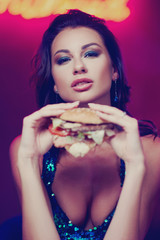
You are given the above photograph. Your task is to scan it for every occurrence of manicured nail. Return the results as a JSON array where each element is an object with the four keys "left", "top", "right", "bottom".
[
  {"left": 69, "top": 101, "right": 79, "bottom": 105},
  {"left": 88, "top": 103, "right": 95, "bottom": 107}
]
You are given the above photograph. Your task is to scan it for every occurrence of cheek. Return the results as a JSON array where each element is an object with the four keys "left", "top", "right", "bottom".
[
  {"left": 52, "top": 66, "right": 64, "bottom": 83},
  {"left": 94, "top": 60, "right": 113, "bottom": 82},
  {"left": 51, "top": 65, "right": 71, "bottom": 90}
]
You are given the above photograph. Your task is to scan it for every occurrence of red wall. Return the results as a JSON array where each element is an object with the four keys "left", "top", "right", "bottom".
[{"left": 0, "top": 0, "right": 160, "bottom": 224}]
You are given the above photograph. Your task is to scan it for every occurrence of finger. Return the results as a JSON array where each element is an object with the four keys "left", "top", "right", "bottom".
[
  {"left": 88, "top": 103, "right": 125, "bottom": 117},
  {"left": 88, "top": 103, "right": 136, "bottom": 130},
  {"left": 43, "top": 101, "right": 80, "bottom": 111},
  {"left": 30, "top": 101, "right": 80, "bottom": 120},
  {"left": 30, "top": 109, "right": 65, "bottom": 121},
  {"left": 95, "top": 111, "right": 138, "bottom": 133}
]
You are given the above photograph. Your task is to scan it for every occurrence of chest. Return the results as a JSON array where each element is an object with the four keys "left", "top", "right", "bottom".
[{"left": 51, "top": 157, "right": 123, "bottom": 229}]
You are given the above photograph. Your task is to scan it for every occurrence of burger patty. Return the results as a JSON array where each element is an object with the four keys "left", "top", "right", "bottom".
[{"left": 62, "top": 123, "right": 122, "bottom": 132}]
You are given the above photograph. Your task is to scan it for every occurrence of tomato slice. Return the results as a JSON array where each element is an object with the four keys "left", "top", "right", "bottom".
[{"left": 49, "top": 124, "right": 70, "bottom": 136}]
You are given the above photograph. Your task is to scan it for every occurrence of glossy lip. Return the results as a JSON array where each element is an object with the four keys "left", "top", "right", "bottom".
[
  {"left": 71, "top": 78, "right": 93, "bottom": 87},
  {"left": 71, "top": 78, "right": 93, "bottom": 92}
]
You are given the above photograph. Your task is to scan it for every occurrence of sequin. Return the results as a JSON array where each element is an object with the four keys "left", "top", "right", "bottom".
[
  {"left": 47, "top": 163, "right": 55, "bottom": 172},
  {"left": 41, "top": 147, "right": 125, "bottom": 240}
]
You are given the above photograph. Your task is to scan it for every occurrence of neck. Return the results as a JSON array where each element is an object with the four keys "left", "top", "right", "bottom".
[{"left": 79, "top": 95, "right": 111, "bottom": 108}]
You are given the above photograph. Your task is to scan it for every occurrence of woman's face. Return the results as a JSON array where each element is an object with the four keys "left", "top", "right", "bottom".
[{"left": 51, "top": 27, "right": 118, "bottom": 106}]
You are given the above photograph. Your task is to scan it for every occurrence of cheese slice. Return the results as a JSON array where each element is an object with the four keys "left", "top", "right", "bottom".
[{"left": 67, "top": 142, "right": 90, "bottom": 157}]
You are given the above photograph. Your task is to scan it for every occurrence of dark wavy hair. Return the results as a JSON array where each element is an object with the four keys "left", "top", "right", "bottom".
[{"left": 31, "top": 9, "right": 158, "bottom": 137}]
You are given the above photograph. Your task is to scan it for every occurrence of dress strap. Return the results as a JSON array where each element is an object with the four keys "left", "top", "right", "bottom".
[
  {"left": 120, "top": 159, "right": 126, "bottom": 187},
  {"left": 41, "top": 147, "right": 59, "bottom": 188}
]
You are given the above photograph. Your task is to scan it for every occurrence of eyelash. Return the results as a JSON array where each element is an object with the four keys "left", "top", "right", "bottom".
[
  {"left": 84, "top": 50, "right": 100, "bottom": 58},
  {"left": 56, "top": 56, "right": 71, "bottom": 65},
  {"left": 56, "top": 50, "right": 100, "bottom": 65}
]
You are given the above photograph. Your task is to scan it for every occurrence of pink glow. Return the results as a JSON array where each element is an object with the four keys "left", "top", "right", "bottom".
[
  {"left": 0, "top": 0, "right": 130, "bottom": 21},
  {"left": 0, "top": 0, "right": 160, "bottom": 226}
]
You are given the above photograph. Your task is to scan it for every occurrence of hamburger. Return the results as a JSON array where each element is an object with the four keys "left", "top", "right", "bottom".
[{"left": 48, "top": 108, "right": 122, "bottom": 157}]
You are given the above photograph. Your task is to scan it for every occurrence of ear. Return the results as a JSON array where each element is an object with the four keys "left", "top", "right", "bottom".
[
  {"left": 112, "top": 71, "right": 119, "bottom": 81},
  {"left": 54, "top": 85, "right": 58, "bottom": 93}
]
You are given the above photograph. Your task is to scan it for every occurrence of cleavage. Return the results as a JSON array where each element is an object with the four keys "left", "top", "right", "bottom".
[{"left": 51, "top": 157, "right": 122, "bottom": 228}]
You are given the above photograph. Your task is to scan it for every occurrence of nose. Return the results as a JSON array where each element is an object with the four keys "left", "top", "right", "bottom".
[{"left": 73, "top": 58, "right": 87, "bottom": 75}]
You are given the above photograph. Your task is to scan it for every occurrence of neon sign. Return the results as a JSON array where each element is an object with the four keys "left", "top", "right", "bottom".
[{"left": 0, "top": 0, "right": 130, "bottom": 21}]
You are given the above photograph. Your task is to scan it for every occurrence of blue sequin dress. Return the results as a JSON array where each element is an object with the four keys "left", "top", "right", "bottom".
[{"left": 41, "top": 147, "right": 125, "bottom": 240}]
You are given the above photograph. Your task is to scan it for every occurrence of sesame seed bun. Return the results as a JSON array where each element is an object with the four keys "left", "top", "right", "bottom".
[{"left": 60, "top": 108, "right": 108, "bottom": 124}]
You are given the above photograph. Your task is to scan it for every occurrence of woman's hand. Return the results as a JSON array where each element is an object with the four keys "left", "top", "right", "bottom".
[
  {"left": 88, "top": 103, "right": 145, "bottom": 168},
  {"left": 18, "top": 101, "right": 79, "bottom": 167}
]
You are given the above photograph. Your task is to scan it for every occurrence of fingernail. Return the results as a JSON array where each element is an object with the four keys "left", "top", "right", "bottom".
[
  {"left": 69, "top": 101, "right": 79, "bottom": 105},
  {"left": 88, "top": 103, "right": 94, "bottom": 107},
  {"left": 73, "top": 101, "right": 80, "bottom": 104}
]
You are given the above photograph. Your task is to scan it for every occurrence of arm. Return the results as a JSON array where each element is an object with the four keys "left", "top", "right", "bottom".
[
  {"left": 89, "top": 103, "right": 146, "bottom": 240},
  {"left": 10, "top": 102, "right": 79, "bottom": 240},
  {"left": 104, "top": 162, "right": 145, "bottom": 240},
  {"left": 18, "top": 154, "right": 60, "bottom": 240}
]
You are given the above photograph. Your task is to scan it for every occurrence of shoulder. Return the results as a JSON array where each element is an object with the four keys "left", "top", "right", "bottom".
[
  {"left": 142, "top": 135, "right": 160, "bottom": 166},
  {"left": 141, "top": 135, "right": 160, "bottom": 193},
  {"left": 140, "top": 135, "right": 160, "bottom": 231},
  {"left": 10, "top": 135, "right": 22, "bottom": 169},
  {"left": 10, "top": 135, "right": 21, "bottom": 158},
  {"left": 9, "top": 135, "right": 22, "bottom": 198}
]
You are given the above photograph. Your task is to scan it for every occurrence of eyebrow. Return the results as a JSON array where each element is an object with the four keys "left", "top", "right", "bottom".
[
  {"left": 54, "top": 43, "right": 102, "bottom": 56},
  {"left": 82, "top": 42, "right": 102, "bottom": 50}
]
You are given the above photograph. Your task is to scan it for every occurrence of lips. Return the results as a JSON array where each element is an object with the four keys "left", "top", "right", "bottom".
[{"left": 71, "top": 78, "right": 93, "bottom": 92}]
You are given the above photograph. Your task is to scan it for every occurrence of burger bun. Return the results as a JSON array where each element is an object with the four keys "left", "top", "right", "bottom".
[{"left": 60, "top": 108, "right": 108, "bottom": 124}]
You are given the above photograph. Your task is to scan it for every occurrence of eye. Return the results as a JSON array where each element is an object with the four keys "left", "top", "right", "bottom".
[
  {"left": 56, "top": 56, "right": 71, "bottom": 65},
  {"left": 84, "top": 50, "right": 100, "bottom": 58}
]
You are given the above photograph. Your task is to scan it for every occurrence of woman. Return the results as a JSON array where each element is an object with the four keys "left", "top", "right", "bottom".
[{"left": 10, "top": 9, "right": 160, "bottom": 240}]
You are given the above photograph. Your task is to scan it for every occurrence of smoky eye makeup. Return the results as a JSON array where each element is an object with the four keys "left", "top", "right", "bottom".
[
  {"left": 53, "top": 44, "right": 102, "bottom": 65},
  {"left": 82, "top": 45, "right": 102, "bottom": 58},
  {"left": 84, "top": 50, "right": 100, "bottom": 58},
  {"left": 55, "top": 55, "right": 71, "bottom": 65}
]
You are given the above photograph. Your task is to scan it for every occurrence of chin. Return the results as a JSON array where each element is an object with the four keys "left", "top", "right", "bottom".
[{"left": 60, "top": 90, "right": 111, "bottom": 106}]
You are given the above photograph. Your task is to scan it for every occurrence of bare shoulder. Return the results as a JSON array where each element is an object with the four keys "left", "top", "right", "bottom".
[
  {"left": 141, "top": 135, "right": 160, "bottom": 191},
  {"left": 10, "top": 135, "right": 22, "bottom": 169},
  {"left": 138, "top": 136, "right": 160, "bottom": 240},
  {"left": 9, "top": 136, "right": 22, "bottom": 195},
  {"left": 10, "top": 135, "right": 21, "bottom": 162},
  {"left": 10, "top": 135, "right": 22, "bottom": 174},
  {"left": 141, "top": 135, "right": 160, "bottom": 166}
]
